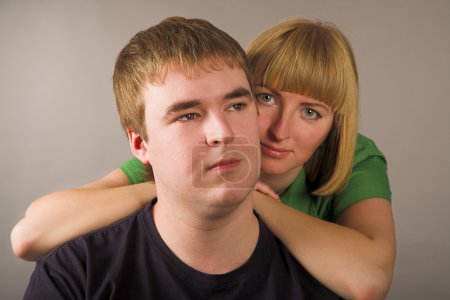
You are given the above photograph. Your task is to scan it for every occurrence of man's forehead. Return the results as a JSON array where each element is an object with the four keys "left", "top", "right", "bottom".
[{"left": 143, "top": 66, "right": 250, "bottom": 107}]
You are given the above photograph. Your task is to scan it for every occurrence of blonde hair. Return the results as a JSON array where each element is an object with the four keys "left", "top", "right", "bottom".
[
  {"left": 113, "top": 17, "right": 253, "bottom": 141},
  {"left": 247, "top": 19, "right": 359, "bottom": 196}
]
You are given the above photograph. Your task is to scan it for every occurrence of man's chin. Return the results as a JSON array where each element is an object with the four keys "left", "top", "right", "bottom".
[
  {"left": 193, "top": 170, "right": 258, "bottom": 189},
  {"left": 197, "top": 189, "right": 253, "bottom": 219}
]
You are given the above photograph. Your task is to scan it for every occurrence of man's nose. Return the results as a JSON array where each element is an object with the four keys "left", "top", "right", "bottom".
[{"left": 205, "top": 114, "right": 234, "bottom": 146}]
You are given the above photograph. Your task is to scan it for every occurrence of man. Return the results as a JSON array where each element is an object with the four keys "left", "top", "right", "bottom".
[{"left": 24, "top": 17, "right": 339, "bottom": 299}]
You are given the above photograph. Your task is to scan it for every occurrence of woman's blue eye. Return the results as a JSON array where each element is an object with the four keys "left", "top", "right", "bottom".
[
  {"left": 301, "top": 108, "right": 320, "bottom": 120},
  {"left": 256, "top": 93, "right": 275, "bottom": 104}
]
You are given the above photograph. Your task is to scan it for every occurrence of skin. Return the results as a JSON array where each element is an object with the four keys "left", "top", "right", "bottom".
[
  {"left": 255, "top": 85, "right": 334, "bottom": 193},
  {"left": 135, "top": 66, "right": 260, "bottom": 216}
]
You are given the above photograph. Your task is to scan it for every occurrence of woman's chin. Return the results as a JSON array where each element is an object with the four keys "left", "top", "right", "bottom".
[
  {"left": 260, "top": 164, "right": 288, "bottom": 178},
  {"left": 260, "top": 160, "right": 303, "bottom": 180}
]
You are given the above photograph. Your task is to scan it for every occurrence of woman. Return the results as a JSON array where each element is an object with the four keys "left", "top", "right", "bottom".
[{"left": 12, "top": 19, "right": 395, "bottom": 299}]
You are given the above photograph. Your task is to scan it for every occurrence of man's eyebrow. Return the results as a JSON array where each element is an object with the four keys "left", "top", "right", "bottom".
[
  {"left": 164, "top": 100, "right": 201, "bottom": 118},
  {"left": 163, "top": 88, "right": 252, "bottom": 119},
  {"left": 224, "top": 87, "right": 252, "bottom": 101}
]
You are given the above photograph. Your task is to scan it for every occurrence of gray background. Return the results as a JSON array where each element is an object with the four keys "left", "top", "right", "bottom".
[{"left": 1, "top": 0, "right": 449, "bottom": 299}]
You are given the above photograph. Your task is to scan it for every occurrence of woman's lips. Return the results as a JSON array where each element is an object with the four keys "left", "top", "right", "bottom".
[{"left": 260, "top": 143, "right": 291, "bottom": 159}]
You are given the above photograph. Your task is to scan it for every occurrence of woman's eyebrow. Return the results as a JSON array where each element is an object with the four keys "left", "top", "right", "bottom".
[
  {"left": 254, "top": 84, "right": 281, "bottom": 97},
  {"left": 301, "top": 102, "right": 331, "bottom": 112}
]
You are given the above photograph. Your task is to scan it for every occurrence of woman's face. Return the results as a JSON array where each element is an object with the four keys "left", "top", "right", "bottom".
[{"left": 256, "top": 85, "right": 334, "bottom": 179}]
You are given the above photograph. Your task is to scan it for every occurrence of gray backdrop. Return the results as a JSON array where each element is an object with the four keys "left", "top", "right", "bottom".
[{"left": 1, "top": 0, "right": 449, "bottom": 299}]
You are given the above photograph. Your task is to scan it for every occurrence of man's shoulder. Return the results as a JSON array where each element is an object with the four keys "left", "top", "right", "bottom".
[
  {"left": 259, "top": 219, "right": 340, "bottom": 299},
  {"left": 40, "top": 202, "right": 152, "bottom": 264},
  {"left": 25, "top": 202, "right": 157, "bottom": 299}
]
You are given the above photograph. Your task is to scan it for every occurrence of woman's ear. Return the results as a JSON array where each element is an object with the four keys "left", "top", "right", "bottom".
[{"left": 127, "top": 129, "right": 150, "bottom": 164}]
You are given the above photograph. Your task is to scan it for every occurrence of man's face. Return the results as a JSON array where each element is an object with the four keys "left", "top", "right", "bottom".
[{"left": 138, "top": 66, "right": 260, "bottom": 212}]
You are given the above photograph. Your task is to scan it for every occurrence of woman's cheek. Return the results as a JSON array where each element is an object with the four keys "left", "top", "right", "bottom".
[{"left": 257, "top": 109, "right": 273, "bottom": 134}]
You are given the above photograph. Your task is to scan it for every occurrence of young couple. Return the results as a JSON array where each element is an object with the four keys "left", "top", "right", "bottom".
[{"left": 17, "top": 16, "right": 395, "bottom": 299}]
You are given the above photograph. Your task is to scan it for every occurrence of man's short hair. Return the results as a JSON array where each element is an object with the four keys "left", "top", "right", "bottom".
[{"left": 113, "top": 17, "right": 253, "bottom": 142}]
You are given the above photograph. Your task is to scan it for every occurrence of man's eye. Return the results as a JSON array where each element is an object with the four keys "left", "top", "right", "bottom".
[
  {"left": 228, "top": 103, "right": 246, "bottom": 111},
  {"left": 256, "top": 93, "right": 276, "bottom": 105},
  {"left": 178, "top": 113, "right": 198, "bottom": 121},
  {"left": 300, "top": 108, "right": 320, "bottom": 120}
]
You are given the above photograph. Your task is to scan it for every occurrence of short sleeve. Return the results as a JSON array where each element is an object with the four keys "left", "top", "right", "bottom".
[
  {"left": 24, "top": 243, "right": 86, "bottom": 300},
  {"left": 24, "top": 266, "right": 67, "bottom": 299},
  {"left": 332, "top": 134, "right": 392, "bottom": 221},
  {"left": 120, "top": 157, "right": 147, "bottom": 184}
]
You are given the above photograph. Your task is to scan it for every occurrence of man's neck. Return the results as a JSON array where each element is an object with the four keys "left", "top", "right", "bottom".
[{"left": 152, "top": 194, "right": 259, "bottom": 274}]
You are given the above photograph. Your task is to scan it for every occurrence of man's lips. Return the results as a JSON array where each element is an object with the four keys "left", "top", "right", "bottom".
[
  {"left": 208, "top": 159, "right": 241, "bottom": 171},
  {"left": 260, "top": 143, "right": 291, "bottom": 159}
]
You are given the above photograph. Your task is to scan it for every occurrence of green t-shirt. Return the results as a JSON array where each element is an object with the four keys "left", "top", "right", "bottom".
[
  {"left": 281, "top": 134, "right": 391, "bottom": 222},
  {"left": 121, "top": 133, "right": 391, "bottom": 222}
]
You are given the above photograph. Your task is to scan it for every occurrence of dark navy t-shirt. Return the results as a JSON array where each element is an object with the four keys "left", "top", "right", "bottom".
[{"left": 24, "top": 199, "right": 340, "bottom": 300}]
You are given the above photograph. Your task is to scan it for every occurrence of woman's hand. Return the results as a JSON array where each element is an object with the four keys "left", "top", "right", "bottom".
[{"left": 254, "top": 180, "right": 280, "bottom": 201}]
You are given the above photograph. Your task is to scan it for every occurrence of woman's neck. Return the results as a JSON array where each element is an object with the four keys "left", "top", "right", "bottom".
[{"left": 260, "top": 166, "right": 302, "bottom": 195}]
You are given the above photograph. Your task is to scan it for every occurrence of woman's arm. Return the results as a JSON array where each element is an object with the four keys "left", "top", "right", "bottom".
[
  {"left": 11, "top": 169, "right": 156, "bottom": 261},
  {"left": 252, "top": 193, "right": 396, "bottom": 300}
]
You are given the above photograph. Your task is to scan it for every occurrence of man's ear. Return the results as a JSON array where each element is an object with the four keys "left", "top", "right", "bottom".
[{"left": 127, "top": 129, "right": 150, "bottom": 164}]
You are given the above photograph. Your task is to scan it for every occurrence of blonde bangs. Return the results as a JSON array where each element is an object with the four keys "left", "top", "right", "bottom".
[{"left": 272, "top": 33, "right": 347, "bottom": 112}]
